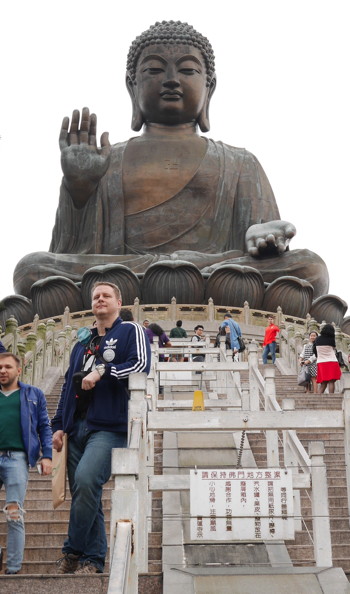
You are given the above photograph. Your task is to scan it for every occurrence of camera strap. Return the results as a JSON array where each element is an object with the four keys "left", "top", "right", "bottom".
[{"left": 82, "top": 335, "right": 105, "bottom": 372}]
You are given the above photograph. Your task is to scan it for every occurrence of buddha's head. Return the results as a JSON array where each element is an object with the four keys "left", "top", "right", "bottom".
[{"left": 126, "top": 21, "right": 216, "bottom": 132}]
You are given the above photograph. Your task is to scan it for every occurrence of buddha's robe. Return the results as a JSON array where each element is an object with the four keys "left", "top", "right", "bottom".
[
  {"left": 14, "top": 139, "right": 328, "bottom": 297},
  {"left": 50, "top": 139, "right": 279, "bottom": 257}
]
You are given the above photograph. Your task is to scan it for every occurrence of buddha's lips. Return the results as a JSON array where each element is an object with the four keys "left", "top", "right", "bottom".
[{"left": 160, "top": 91, "right": 183, "bottom": 100}]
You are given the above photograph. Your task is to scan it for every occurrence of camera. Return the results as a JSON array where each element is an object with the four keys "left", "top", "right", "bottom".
[{"left": 73, "top": 370, "right": 94, "bottom": 398}]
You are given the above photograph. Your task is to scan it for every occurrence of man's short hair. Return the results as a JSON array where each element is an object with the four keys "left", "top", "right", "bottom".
[
  {"left": 176, "top": 320, "right": 183, "bottom": 327},
  {"left": 224, "top": 313, "right": 232, "bottom": 318},
  {"left": 0, "top": 353, "right": 21, "bottom": 368},
  {"left": 119, "top": 308, "right": 134, "bottom": 321},
  {"left": 194, "top": 325, "right": 204, "bottom": 331},
  {"left": 91, "top": 282, "right": 122, "bottom": 301},
  {"left": 267, "top": 315, "right": 275, "bottom": 320}
]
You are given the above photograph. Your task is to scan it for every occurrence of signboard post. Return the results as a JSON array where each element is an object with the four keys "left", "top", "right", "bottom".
[{"left": 190, "top": 468, "right": 294, "bottom": 541}]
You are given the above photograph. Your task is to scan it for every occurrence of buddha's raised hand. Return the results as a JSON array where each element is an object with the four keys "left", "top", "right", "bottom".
[{"left": 59, "top": 107, "right": 111, "bottom": 208}]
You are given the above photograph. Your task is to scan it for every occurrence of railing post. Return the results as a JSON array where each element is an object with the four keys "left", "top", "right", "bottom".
[
  {"left": 342, "top": 373, "right": 350, "bottom": 527},
  {"left": 208, "top": 297, "right": 214, "bottom": 322},
  {"left": 170, "top": 296, "right": 177, "bottom": 322},
  {"left": 109, "top": 374, "right": 149, "bottom": 590},
  {"left": 309, "top": 441, "right": 332, "bottom": 567},
  {"left": 243, "top": 300, "right": 250, "bottom": 325},
  {"left": 282, "top": 399, "right": 300, "bottom": 530},
  {"left": 109, "top": 474, "right": 138, "bottom": 593},
  {"left": 264, "top": 366, "right": 280, "bottom": 467},
  {"left": 248, "top": 341, "right": 259, "bottom": 411},
  {"left": 62, "top": 306, "right": 70, "bottom": 328},
  {"left": 5, "top": 316, "right": 18, "bottom": 354},
  {"left": 128, "top": 373, "right": 149, "bottom": 573},
  {"left": 276, "top": 306, "right": 283, "bottom": 328},
  {"left": 133, "top": 297, "right": 140, "bottom": 322},
  {"left": 108, "top": 520, "right": 133, "bottom": 593}
]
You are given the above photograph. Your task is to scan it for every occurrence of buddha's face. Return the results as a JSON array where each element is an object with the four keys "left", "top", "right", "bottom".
[{"left": 133, "top": 43, "right": 210, "bottom": 126}]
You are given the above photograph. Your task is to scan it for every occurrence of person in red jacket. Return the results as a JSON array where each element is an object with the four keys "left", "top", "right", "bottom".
[{"left": 262, "top": 316, "right": 280, "bottom": 364}]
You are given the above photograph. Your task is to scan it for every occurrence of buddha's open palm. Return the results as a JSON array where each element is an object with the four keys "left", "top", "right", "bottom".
[{"left": 59, "top": 107, "right": 111, "bottom": 207}]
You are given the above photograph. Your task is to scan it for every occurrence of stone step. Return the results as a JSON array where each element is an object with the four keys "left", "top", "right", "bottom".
[
  {"left": 1, "top": 559, "right": 108, "bottom": 574},
  {"left": 300, "top": 494, "right": 348, "bottom": 508},
  {"left": 325, "top": 469, "right": 348, "bottom": 478},
  {"left": 148, "top": 532, "right": 162, "bottom": 547},
  {"left": 0, "top": 574, "right": 109, "bottom": 594},
  {"left": 147, "top": 560, "right": 162, "bottom": 573},
  {"left": 327, "top": 486, "right": 348, "bottom": 497},
  {"left": 333, "top": 558, "right": 350, "bottom": 571},
  {"left": 330, "top": 530, "right": 350, "bottom": 544},
  {"left": 1, "top": 521, "right": 71, "bottom": 534},
  {"left": 0, "top": 499, "right": 111, "bottom": 511},
  {"left": 290, "top": 529, "right": 350, "bottom": 545},
  {"left": 297, "top": 505, "right": 349, "bottom": 519},
  {"left": 285, "top": 545, "right": 315, "bottom": 562},
  {"left": 0, "top": 488, "right": 112, "bottom": 502},
  {"left": 1, "top": 508, "right": 111, "bottom": 522},
  {"left": 139, "top": 573, "right": 163, "bottom": 594}
]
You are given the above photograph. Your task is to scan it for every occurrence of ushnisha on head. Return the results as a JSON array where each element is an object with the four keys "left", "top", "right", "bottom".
[{"left": 126, "top": 20, "right": 216, "bottom": 132}]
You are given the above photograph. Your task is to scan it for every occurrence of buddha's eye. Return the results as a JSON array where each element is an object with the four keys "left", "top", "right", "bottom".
[
  {"left": 179, "top": 68, "right": 200, "bottom": 75},
  {"left": 143, "top": 67, "right": 164, "bottom": 75}
]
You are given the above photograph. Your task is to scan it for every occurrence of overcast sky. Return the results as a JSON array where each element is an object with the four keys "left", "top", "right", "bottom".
[{"left": 1, "top": 0, "right": 348, "bottom": 316}]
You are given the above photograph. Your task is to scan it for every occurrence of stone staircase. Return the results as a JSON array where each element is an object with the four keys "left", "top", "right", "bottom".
[
  {"left": 2, "top": 367, "right": 349, "bottom": 591},
  {"left": 247, "top": 369, "right": 350, "bottom": 579}
]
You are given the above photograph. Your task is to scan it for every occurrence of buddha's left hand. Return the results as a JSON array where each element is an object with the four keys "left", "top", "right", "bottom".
[{"left": 246, "top": 220, "right": 296, "bottom": 257}]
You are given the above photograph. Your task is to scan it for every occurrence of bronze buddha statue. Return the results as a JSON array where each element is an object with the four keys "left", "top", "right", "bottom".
[{"left": 9, "top": 21, "right": 347, "bottom": 324}]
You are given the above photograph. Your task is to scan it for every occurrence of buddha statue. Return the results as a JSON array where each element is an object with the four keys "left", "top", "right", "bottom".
[{"left": 10, "top": 20, "right": 347, "bottom": 324}]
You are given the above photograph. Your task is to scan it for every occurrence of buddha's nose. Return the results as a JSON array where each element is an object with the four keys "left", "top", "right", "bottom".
[
  {"left": 163, "top": 78, "right": 180, "bottom": 89},
  {"left": 163, "top": 66, "right": 180, "bottom": 88}
]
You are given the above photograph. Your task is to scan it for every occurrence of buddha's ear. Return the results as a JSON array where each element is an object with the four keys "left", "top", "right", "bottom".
[
  {"left": 198, "top": 75, "right": 217, "bottom": 133},
  {"left": 126, "top": 73, "right": 144, "bottom": 132}
]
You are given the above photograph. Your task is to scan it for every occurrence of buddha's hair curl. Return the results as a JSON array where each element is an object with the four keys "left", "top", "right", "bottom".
[{"left": 127, "top": 20, "right": 215, "bottom": 86}]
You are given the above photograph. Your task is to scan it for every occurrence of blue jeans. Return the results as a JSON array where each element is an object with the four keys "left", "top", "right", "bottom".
[
  {"left": 263, "top": 341, "right": 277, "bottom": 364},
  {"left": 63, "top": 418, "right": 127, "bottom": 571},
  {"left": 0, "top": 451, "right": 29, "bottom": 572}
]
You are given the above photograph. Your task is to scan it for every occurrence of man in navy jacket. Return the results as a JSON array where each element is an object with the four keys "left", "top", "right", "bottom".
[
  {"left": 52, "top": 282, "right": 150, "bottom": 575},
  {"left": 0, "top": 353, "right": 52, "bottom": 574}
]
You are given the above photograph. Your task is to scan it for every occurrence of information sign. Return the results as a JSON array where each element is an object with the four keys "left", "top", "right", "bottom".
[{"left": 190, "top": 468, "right": 294, "bottom": 541}]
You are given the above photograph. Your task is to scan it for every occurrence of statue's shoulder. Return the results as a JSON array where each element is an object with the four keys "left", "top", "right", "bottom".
[
  {"left": 208, "top": 140, "right": 262, "bottom": 172},
  {"left": 212, "top": 140, "right": 258, "bottom": 163},
  {"left": 111, "top": 140, "right": 129, "bottom": 154}
]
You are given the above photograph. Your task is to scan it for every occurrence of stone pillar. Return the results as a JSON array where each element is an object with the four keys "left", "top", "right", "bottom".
[
  {"left": 342, "top": 373, "right": 350, "bottom": 528},
  {"left": 309, "top": 441, "right": 332, "bottom": 567},
  {"left": 171, "top": 296, "right": 177, "bottom": 322},
  {"left": 243, "top": 300, "right": 250, "bottom": 325},
  {"left": 208, "top": 297, "right": 214, "bottom": 322},
  {"left": 264, "top": 366, "right": 279, "bottom": 467},
  {"left": 133, "top": 297, "right": 140, "bottom": 322},
  {"left": 248, "top": 341, "right": 259, "bottom": 411}
]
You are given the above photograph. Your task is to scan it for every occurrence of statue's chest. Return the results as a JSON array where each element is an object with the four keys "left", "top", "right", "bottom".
[{"left": 122, "top": 137, "right": 209, "bottom": 215}]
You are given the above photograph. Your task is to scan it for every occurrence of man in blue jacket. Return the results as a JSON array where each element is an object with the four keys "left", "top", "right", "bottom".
[
  {"left": 0, "top": 353, "right": 52, "bottom": 574},
  {"left": 221, "top": 313, "right": 243, "bottom": 360},
  {"left": 52, "top": 282, "right": 151, "bottom": 575}
]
